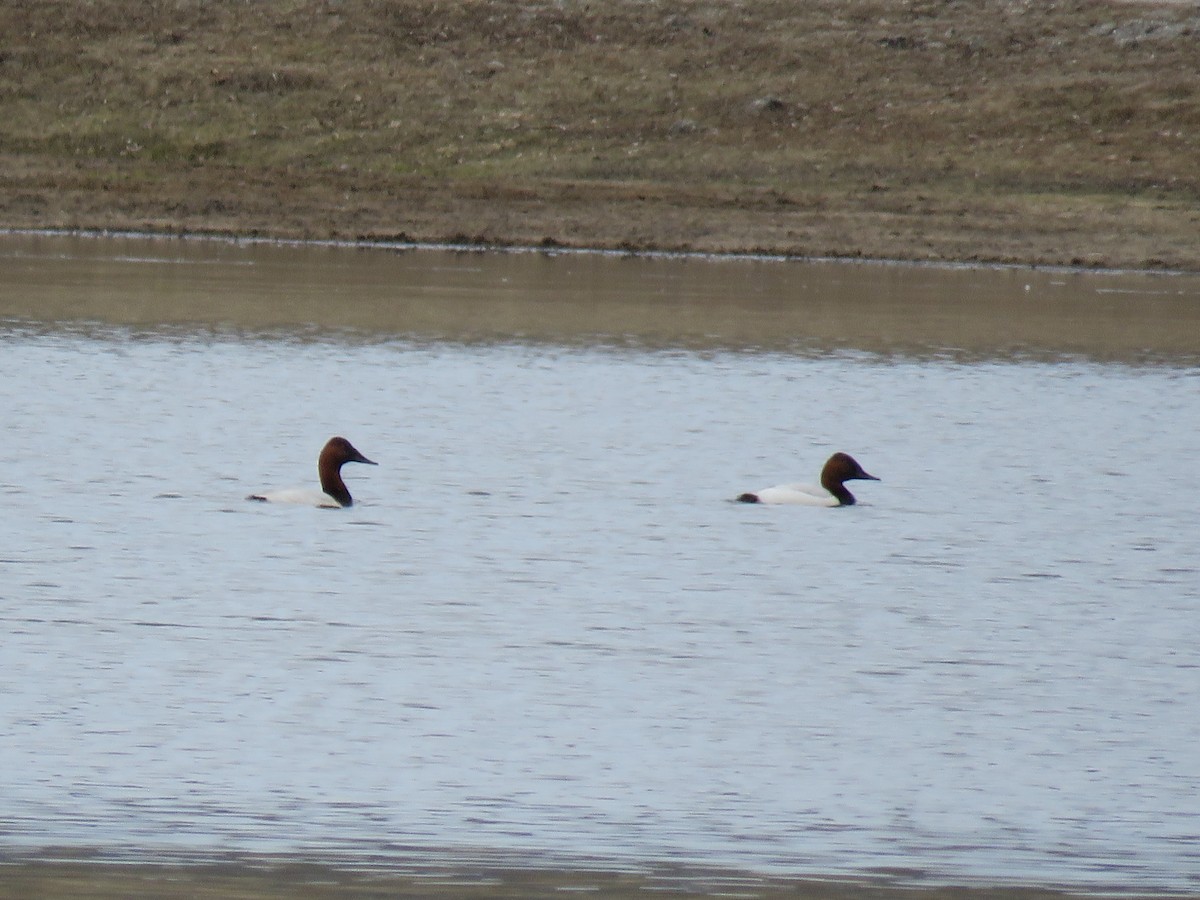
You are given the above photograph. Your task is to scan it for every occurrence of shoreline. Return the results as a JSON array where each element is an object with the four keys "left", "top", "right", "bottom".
[
  {"left": 0, "top": 848, "right": 1188, "bottom": 900},
  {"left": 5, "top": 226, "right": 1196, "bottom": 280}
]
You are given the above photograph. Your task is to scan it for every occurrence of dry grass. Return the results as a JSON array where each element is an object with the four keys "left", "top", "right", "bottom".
[{"left": 2, "top": 0, "right": 1198, "bottom": 268}]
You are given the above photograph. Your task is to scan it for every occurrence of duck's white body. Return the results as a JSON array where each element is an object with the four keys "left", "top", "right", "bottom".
[
  {"left": 747, "top": 482, "right": 840, "bottom": 506},
  {"left": 249, "top": 436, "right": 376, "bottom": 509},
  {"left": 738, "top": 452, "right": 879, "bottom": 507}
]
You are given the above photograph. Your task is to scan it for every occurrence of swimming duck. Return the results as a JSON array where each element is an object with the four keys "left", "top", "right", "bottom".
[
  {"left": 248, "top": 436, "right": 377, "bottom": 508},
  {"left": 737, "top": 452, "right": 879, "bottom": 506}
]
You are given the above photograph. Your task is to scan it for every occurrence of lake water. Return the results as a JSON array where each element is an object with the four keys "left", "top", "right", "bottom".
[{"left": 1, "top": 233, "right": 1199, "bottom": 893}]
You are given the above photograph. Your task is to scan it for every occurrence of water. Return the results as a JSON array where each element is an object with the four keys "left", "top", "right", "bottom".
[{"left": 2, "top": 234, "right": 1200, "bottom": 892}]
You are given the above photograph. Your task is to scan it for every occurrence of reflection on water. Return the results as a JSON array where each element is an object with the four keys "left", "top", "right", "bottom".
[
  {"left": 3, "top": 231, "right": 1200, "bottom": 361},
  {"left": 1, "top": 235, "right": 1199, "bottom": 892}
]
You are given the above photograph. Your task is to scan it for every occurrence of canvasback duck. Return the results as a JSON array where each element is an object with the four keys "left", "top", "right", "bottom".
[
  {"left": 248, "top": 436, "right": 377, "bottom": 508},
  {"left": 737, "top": 452, "right": 879, "bottom": 507}
]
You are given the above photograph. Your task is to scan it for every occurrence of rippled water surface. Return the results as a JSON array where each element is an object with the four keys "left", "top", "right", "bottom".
[{"left": 2, "top": 235, "right": 1199, "bottom": 891}]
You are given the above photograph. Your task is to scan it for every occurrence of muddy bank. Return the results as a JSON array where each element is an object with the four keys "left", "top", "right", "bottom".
[
  {"left": 2, "top": 1, "right": 1198, "bottom": 271},
  {"left": 0, "top": 852, "right": 1145, "bottom": 900}
]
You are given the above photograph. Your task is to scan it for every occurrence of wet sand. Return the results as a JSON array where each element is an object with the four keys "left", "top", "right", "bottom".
[{"left": 0, "top": 851, "right": 1150, "bottom": 900}]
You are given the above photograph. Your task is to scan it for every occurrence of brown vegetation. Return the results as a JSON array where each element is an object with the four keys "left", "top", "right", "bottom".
[{"left": 2, "top": 0, "right": 1198, "bottom": 269}]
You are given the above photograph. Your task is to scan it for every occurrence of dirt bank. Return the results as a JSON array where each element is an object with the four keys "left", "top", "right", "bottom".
[
  {"left": 2, "top": 0, "right": 1198, "bottom": 270},
  {"left": 0, "top": 855, "right": 1124, "bottom": 900}
]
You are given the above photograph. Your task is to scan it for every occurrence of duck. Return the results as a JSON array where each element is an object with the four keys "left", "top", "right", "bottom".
[
  {"left": 737, "top": 452, "right": 879, "bottom": 507},
  {"left": 248, "top": 436, "right": 377, "bottom": 508}
]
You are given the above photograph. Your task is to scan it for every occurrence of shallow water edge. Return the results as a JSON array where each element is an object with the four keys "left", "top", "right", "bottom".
[
  {"left": 0, "top": 849, "right": 1181, "bottom": 900},
  {"left": 6, "top": 226, "right": 1199, "bottom": 276},
  {"left": 5, "top": 228, "right": 1200, "bottom": 365}
]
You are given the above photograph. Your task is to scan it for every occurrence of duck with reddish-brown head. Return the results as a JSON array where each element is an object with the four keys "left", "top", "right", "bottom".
[{"left": 737, "top": 452, "right": 879, "bottom": 507}]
